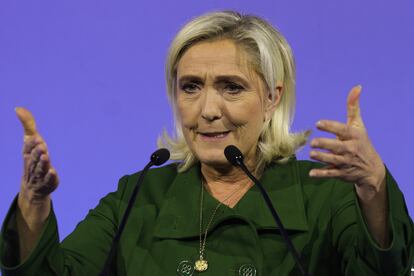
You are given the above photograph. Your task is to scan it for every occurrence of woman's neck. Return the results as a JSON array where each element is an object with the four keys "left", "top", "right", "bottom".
[{"left": 200, "top": 161, "right": 257, "bottom": 208}]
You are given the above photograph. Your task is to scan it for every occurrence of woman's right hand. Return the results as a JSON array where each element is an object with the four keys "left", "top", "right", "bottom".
[
  {"left": 15, "top": 107, "right": 59, "bottom": 220},
  {"left": 14, "top": 107, "right": 59, "bottom": 261}
]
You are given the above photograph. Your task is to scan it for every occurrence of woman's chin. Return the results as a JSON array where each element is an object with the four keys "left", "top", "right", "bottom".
[{"left": 198, "top": 155, "right": 233, "bottom": 169}]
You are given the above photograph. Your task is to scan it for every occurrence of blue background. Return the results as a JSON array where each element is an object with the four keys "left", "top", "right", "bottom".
[{"left": 1, "top": 0, "right": 413, "bottom": 239}]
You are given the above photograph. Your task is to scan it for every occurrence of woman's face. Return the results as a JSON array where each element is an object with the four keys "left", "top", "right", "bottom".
[{"left": 176, "top": 39, "right": 279, "bottom": 168}]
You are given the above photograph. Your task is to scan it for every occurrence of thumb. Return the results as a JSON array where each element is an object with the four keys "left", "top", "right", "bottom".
[
  {"left": 15, "top": 107, "right": 39, "bottom": 137},
  {"left": 346, "top": 85, "right": 364, "bottom": 126}
]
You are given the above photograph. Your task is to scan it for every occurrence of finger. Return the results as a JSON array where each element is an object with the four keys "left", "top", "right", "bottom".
[
  {"left": 46, "top": 168, "right": 59, "bottom": 186},
  {"left": 23, "top": 136, "right": 44, "bottom": 155},
  {"left": 33, "top": 154, "right": 51, "bottom": 178},
  {"left": 316, "top": 120, "right": 353, "bottom": 140},
  {"left": 310, "top": 137, "right": 346, "bottom": 155},
  {"left": 310, "top": 150, "right": 347, "bottom": 166},
  {"left": 346, "top": 85, "right": 364, "bottom": 126},
  {"left": 15, "top": 107, "right": 39, "bottom": 137},
  {"left": 30, "top": 144, "right": 47, "bottom": 163},
  {"left": 27, "top": 144, "right": 48, "bottom": 177},
  {"left": 45, "top": 168, "right": 59, "bottom": 184},
  {"left": 40, "top": 168, "right": 59, "bottom": 194},
  {"left": 309, "top": 168, "right": 343, "bottom": 178}
]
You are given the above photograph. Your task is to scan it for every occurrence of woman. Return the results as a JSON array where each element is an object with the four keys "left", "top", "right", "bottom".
[{"left": 1, "top": 11, "right": 413, "bottom": 275}]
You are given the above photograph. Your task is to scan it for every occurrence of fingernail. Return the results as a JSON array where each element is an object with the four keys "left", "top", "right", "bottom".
[
  {"left": 316, "top": 121, "right": 323, "bottom": 127},
  {"left": 309, "top": 170, "right": 316, "bottom": 177}
]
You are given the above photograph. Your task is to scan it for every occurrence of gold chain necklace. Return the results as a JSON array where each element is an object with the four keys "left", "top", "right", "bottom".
[{"left": 194, "top": 180, "right": 246, "bottom": 272}]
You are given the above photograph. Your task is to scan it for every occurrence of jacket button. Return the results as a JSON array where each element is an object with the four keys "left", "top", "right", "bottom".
[
  {"left": 238, "top": 264, "right": 257, "bottom": 276},
  {"left": 176, "top": 260, "right": 194, "bottom": 276}
]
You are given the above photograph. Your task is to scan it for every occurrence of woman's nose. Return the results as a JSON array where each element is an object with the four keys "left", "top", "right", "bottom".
[{"left": 200, "top": 89, "right": 222, "bottom": 122}]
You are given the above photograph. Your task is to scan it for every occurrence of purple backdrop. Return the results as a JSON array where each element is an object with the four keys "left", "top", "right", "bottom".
[{"left": 1, "top": 1, "right": 413, "bottom": 240}]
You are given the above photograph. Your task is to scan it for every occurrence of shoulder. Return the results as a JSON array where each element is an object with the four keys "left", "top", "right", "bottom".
[
  {"left": 280, "top": 159, "right": 357, "bottom": 227},
  {"left": 282, "top": 158, "right": 355, "bottom": 204},
  {"left": 290, "top": 158, "right": 351, "bottom": 189},
  {"left": 118, "top": 163, "right": 180, "bottom": 208}
]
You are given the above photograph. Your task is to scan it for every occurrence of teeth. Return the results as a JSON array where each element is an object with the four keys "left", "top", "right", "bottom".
[{"left": 203, "top": 132, "right": 227, "bottom": 137}]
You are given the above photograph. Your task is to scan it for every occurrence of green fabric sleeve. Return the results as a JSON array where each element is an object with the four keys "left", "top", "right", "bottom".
[
  {"left": 0, "top": 175, "right": 129, "bottom": 276},
  {"left": 331, "top": 167, "right": 414, "bottom": 276},
  {"left": 0, "top": 195, "right": 60, "bottom": 275}
]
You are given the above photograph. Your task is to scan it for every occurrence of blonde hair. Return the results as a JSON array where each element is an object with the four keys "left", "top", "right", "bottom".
[{"left": 158, "top": 10, "right": 309, "bottom": 173}]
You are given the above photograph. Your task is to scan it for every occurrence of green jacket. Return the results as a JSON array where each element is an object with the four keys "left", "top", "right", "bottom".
[{"left": 1, "top": 159, "right": 413, "bottom": 275}]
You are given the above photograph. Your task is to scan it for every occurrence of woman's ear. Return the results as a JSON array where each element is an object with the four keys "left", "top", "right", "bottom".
[{"left": 264, "top": 81, "right": 283, "bottom": 121}]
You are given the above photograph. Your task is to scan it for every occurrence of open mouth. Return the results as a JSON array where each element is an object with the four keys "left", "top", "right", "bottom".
[{"left": 198, "top": 131, "right": 230, "bottom": 140}]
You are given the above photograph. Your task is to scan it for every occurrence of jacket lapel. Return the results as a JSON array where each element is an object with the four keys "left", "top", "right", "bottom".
[
  {"left": 235, "top": 159, "right": 309, "bottom": 231},
  {"left": 153, "top": 158, "right": 308, "bottom": 239},
  {"left": 153, "top": 164, "right": 202, "bottom": 238}
]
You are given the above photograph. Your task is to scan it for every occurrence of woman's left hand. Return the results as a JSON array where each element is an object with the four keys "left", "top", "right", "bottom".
[{"left": 309, "top": 85, "right": 386, "bottom": 202}]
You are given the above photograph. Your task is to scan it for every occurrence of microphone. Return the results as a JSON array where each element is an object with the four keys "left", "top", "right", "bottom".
[
  {"left": 99, "top": 148, "right": 170, "bottom": 276},
  {"left": 151, "top": 148, "right": 170, "bottom": 166},
  {"left": 224, "top": 145, "right": 310, "bottom": 276}
]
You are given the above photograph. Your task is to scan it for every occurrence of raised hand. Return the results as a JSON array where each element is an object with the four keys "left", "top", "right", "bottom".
[
  {"left": 16, "top": 107, "right": 59, "bottom": 203},
  {"left": 308, "top": 86, "right": 386, "bottom": 201},
  {"left": 14, "top": 107, "right": 59, "bottom": 261}
]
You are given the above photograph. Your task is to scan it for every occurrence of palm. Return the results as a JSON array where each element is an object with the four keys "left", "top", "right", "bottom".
[{"left": 16, "top": 107, "right": 59, "bottom": 198}]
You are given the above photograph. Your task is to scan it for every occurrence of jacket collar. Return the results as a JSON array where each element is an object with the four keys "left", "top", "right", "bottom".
[{"left": 153, "top": 158, "right": 309, "bottom": 239}]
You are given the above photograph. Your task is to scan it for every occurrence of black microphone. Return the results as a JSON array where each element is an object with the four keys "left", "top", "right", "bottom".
[
  {"left": 99, "top": 148, "right": 170, "bottom": 276},
  {"left": 224, "top": 145, "right": 310, "bottom": 276},
  {"left": 151, "top": 148, "right": 170, "bottom": 166}
]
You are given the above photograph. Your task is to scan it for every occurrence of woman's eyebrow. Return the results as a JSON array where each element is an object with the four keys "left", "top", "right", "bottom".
[
  {"left": 178, "top": 74, "right": 250, "bottom": 86},
  {"left": 178, "top": 75, "right": 203, "bottom": 84},
  {"left": 215, "top": 75, "right": 249, "bottom": 86}
]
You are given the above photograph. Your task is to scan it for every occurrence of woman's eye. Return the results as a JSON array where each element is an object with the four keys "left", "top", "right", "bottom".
[
  {"left": 181, "top": 83, "right": 199, "bottom": 93},
  {"left": 224, "top": 83, "right": 244, "bottom": 94}
]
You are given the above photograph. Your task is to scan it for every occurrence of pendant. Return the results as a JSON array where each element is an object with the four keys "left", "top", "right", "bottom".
[{"left": 194, "top": 259, "right": 208, "bottom": 272}]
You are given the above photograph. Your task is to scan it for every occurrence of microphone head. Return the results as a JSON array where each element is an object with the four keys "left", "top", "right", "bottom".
[
  {"left": 150, "top": 148, "right": 170, "bottom": 166},
  {"left": 224, "top": 145, "right": 244, "bottom": 167}
]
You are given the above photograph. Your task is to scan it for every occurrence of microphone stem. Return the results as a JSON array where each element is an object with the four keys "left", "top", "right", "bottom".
[
  {"left": 99, "top": 161, "right": 153, "bottom": 276},
  {"left": 238, "top": 162, "right": 310, "bottom": 276}
]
